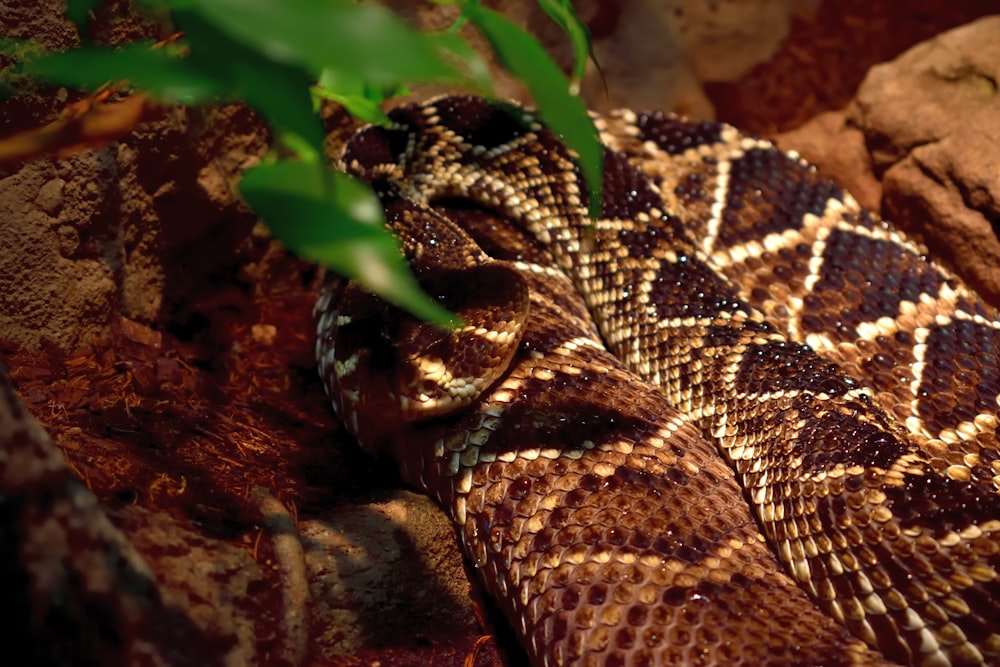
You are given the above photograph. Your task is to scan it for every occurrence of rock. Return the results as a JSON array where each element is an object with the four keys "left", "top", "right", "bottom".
[
  {"left": 558, "top": 0, "right": 821, "bottom": 116},
  {"left": 0, "top": 1, "right": 271, "bottom": 354},
  {"left": 773, "top": 17, "right": 1000, "bottom": 308},
  {"left": 0, "top": 153, "right": 119, "bottom": 351},
  {"left": 301, "top": 490, "right": 481, "bottom": 661},
  {"left": 850, "top": 15, "right": 1000, "bottom": 307}
]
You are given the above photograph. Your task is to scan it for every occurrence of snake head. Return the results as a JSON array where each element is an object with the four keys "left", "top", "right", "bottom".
[{"left": 316, "top": 200, "right": 530, "bottom": 459}]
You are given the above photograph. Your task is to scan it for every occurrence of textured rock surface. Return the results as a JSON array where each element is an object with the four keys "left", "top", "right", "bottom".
[
  {"left": 0, "top": 0, "right": 268, "bottom": 353},
  {"left": 0, "top": 151, "right": 120, "bottom": 351},
  {"left": 302, "top": 491, "right": 480, "bottom": 661}
]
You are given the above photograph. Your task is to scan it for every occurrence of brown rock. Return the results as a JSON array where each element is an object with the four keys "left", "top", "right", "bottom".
[
  {"left": 302, "top": 490, "right": 481, "bottom": 662},
  {"left": 0, "top": 152, "right": 120, "bottom": 351},
  {"left": 567, "top": 0, "right": 820, "bottom": 115}
]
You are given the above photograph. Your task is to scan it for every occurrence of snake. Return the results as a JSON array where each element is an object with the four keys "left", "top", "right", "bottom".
[{"left": 314, "top": 95, "right": 1000, "bottom": 666}]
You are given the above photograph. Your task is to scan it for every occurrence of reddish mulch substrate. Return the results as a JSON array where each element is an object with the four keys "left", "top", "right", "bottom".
[{"left": 2, "top": 246, "right": 511, "bottom": 666}]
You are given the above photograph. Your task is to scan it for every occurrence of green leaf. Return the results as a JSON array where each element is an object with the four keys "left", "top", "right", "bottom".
[
  {"left": 240, "top": 161, "right": 457, "bottom": 327},
  {"left": 427, "top": 31, "right": 492, "bottom": 95},
  {"left": 190, "top": 0, "right": 463, "bottom": 89},
  {"left": 173, "top": 10, "right": 326, "bottom": 157},
  {"left": 0, "top": 39, "right": 49, "bottom": 97},
  {"left": 314, "top": 68, "right": 395, "bottom": 126},
  {"left": 535, "top": 0, "right": 592, "bottom": 92},
  {"left": 461, "top": 4, "right": 603, "bottom": 218},
  {"left": 314, "top": 90, "right": 392, "bottom": 126},
  {"left": 24, "top": 43, "right": 224, "bottom": 103},
  {"left": 65, "top": 0, "right": 100, "bottom": 33}
]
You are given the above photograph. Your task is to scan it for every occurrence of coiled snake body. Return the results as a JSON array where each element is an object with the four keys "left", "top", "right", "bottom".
[{"left": 315, "top": 96, "right": 1000, "bottom": 666}]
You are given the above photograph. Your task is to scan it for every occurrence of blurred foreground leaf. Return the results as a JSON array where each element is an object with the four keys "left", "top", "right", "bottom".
[
  {"left": 193, "top": 0, "right": 460, "bottom": 88},
  {"left": 12, "top": 0, "right": 598, "bottom": 322},
  {"left": 25, "top": 44, "right": 224, "bottom": 103},
  {"left": 461, "top": 4, "right": 602, "bottom": 217},
  {"left": 535, "top": 0, "right": 593, "bottom": 91},
  {"left": 240, "top": 161, "right": 457, "bottom": 327}
]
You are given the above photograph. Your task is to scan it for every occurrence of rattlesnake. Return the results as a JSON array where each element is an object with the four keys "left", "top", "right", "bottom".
[{"left": 315, "top": 96, "right": 1000, "bottom": 666}]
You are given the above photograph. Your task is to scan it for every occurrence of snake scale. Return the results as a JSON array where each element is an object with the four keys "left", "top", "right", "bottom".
[{"left": 314, "top": 96, "right": 1000, "bottom": 666}]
